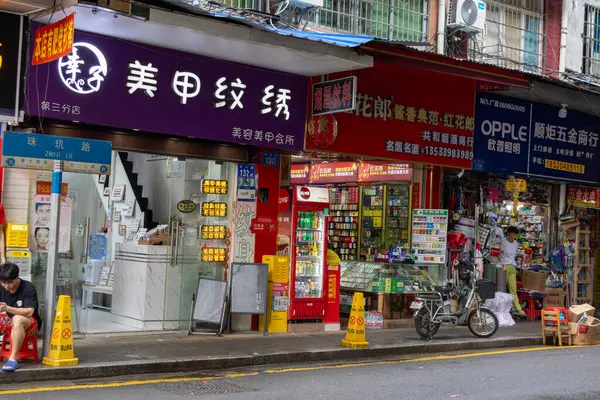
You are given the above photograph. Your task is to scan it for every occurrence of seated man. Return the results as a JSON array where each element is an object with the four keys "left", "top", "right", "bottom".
[{"left": 0, "top": 263, "right": 41, "bottom": 371}]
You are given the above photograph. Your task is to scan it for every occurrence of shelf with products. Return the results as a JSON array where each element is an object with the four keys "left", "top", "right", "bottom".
[
  {"left": 360, "top": 185, "right": 385, "bottom": 261},
  {"left": 498, "top": 201, "right": 549, "bottom": 260},
  {"left": 294, "top": 209, "right": 326, "bottom": 299},
  {"left": 385, "top": 184, "right": 411, "bottom": 249},
  {"left": 329, "top": 187, "right": 360, "bottom": 261},
  {"left": 411, "top": 209, "right": 449, "bottom": 264}
]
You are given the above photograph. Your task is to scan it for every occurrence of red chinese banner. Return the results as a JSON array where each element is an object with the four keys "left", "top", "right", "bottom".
[
  {"left": 412, "top": 183, "right": 421, "bottom": 209},
  {"left": 357, "top": 162, "right": 412, "bottom": 182},
  {"left": 309, "top": 162, "right": 357, "bottom": 184},
  {"left": 305, "top": 62, "right": 475, "bottom": 169},
  {"left": 290, "top": 164, "right": 310, "bottom": 184},
  {"left": 32, "top": 13, "right": 75, "bottom": 66},
  {"left": 567, "top": 186, "right": 600, "bottom": 209}
]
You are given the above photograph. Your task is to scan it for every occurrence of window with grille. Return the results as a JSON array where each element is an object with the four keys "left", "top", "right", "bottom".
[
  {"left": 311, "top": 0, "right": 429, "bottom": 42},
  {"left": 470, "top": 0, "right": 544, "bottom": 73},
  {"left": 583, "top": 4, "right": 600, "bottom": 76}
]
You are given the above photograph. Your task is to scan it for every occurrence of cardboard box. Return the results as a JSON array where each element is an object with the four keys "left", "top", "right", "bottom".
[
  {"left": 377, "top": 293, "right": 392, "bottom": 319},
  {"left": 521, "top": 270, "right": 547, "bottom": 292},
  {"left": 568, "top": 304, "right": 596, "bottom": 323},
  {"left": 544, "top": 287, "right": 566, "bottom": 308},
  {"left": 569, "top": 321, "right": 600, "bottom": 345}
]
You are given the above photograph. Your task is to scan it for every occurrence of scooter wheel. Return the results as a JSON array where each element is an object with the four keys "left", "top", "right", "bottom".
[{"left": 414, "top": 308, "right": 440, "bottom": 339}]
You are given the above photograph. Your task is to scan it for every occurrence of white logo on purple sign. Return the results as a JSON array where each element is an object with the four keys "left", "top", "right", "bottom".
[{"left": 58, "top": 42, "right": 108, "bottom": 95}]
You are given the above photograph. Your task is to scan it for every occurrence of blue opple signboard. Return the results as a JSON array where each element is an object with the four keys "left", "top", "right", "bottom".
[{"left": 473, "top": 93, "right": 600, "bottom": 184}]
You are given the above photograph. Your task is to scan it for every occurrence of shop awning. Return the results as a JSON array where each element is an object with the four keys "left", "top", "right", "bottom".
[{"left": 33, "top": 4, "right": 373, "bottom": 77}]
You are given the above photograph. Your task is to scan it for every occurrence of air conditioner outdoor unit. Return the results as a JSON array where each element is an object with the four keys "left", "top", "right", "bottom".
[{"left": 448, "top": 0, "right": 486, "bottom": 32}]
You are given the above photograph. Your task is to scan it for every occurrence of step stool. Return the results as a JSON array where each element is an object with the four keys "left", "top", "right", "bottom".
[
  {"left": 0, "top": 334, "right": 39, "bottom": 363},
  {"left": 541, "top": 308, "right": 571, "bottom": 347}
]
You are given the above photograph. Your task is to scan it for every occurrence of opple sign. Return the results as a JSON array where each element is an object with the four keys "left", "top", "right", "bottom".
[{"left": 479, "top": 120, "right": 528, "bottom": 142}]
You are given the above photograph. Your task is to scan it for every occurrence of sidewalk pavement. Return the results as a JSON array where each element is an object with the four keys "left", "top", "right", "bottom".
[{"left": 2, "top": 322, "right": 541, "bottom": 384}]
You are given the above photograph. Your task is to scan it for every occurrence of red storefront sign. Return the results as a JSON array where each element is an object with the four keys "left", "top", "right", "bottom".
[
  {"left": 305, "top": 62, "right": 475, "bottom": 169},
  {"left": 357, "top": 162, "right": 412, "bottom": 182},
  {"left": 568, "top": 186, "right": 600, "bottom": 209},
  {"left": 290, "top": 164, "right": 310, "bottom": 184},
  {"left": 32, "top": 13, "right": 75, "bottom": 65},
  {"left": 309, "top": 162, "right": 357, "bottom": 184}
]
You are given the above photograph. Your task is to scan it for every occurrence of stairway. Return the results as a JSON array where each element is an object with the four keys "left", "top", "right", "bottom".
[{"left": 118, "top": 152, "right": 158, "bottom": 230}]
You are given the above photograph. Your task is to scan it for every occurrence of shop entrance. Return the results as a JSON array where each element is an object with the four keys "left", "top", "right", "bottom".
[{"left": 25, "top": 151, "right": 236, "bottom": 334}]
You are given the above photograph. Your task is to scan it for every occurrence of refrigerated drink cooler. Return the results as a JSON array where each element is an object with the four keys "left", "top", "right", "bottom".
[{"left": 289, "top": 186, "right": 330, "bottom": 320}]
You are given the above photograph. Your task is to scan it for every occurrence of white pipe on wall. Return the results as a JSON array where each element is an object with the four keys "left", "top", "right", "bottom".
[
  {"left": 559, "top": 184, "right": 567, "bottom": 215},
  {"left": 437, "top": 0, "right": 446, "bottom": 55},
  {"left": 558, "top": 0, "right": 569, "bottom": 74}
]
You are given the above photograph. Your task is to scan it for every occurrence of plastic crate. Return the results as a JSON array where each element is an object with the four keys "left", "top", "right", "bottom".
[{"left": 543, "top": 307, "right": 568, "bottom": 326}]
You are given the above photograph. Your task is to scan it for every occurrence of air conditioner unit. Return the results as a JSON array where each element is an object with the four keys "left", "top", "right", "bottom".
[{"left": 448, "top": 0, "right": 486, "bottom": 32}]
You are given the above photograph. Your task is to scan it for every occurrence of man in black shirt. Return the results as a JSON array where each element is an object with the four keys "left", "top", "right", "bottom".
[{"left": 0, "top": 263, "right": 41, "bottom": 371}]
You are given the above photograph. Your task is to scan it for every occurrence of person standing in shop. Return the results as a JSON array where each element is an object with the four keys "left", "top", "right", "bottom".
[{"left": 502, "top": 226, "right": 526, "bottom": 318}]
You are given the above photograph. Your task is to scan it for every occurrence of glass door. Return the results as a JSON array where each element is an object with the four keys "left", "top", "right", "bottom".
[
  {"left": 294, "top": 209, "right": 325, "bottom": 299},
  {"left": 163, "top": 157, "right": 235, "bottom": 330}
]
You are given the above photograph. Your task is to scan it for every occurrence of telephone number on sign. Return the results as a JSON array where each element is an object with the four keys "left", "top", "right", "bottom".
[
  {"left": 422, "top": 146, "right": 473, "bottom": 160},
  {"left": 544, "top": 159, "right": 585, "bottom": 174}
]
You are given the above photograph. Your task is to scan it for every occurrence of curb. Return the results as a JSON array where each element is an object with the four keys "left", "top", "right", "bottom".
[{"left": 4, "top": 336, "right": 542, "bottom": 384}]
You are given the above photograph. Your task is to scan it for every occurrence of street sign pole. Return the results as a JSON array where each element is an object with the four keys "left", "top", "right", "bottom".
[{"left": 42, "top": 160, "right": 63, "bottom": 359}]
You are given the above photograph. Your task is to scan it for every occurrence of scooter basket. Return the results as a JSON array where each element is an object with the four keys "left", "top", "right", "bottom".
[{"left": 476, "top": 279, "right": 497, "bottom": 300}]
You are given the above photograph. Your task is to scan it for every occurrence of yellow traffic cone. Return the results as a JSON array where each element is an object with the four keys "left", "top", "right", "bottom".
[{"left": 341, "top": 292, "right": 369, "bottom": 348}]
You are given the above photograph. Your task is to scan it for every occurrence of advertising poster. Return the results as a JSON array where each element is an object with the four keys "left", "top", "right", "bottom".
[{"left": 31, "top": 194, "right": 72, "bottom": 253}]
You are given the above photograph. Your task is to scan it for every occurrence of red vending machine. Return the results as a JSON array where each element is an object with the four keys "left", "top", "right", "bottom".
[{"left": 289, "top": 186, "right": 330, "bottom": 320}]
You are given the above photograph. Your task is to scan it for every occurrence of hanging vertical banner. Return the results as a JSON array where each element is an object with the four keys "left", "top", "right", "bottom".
[{"left": 32, "top": 13, "right": 75, "bottom": 65}]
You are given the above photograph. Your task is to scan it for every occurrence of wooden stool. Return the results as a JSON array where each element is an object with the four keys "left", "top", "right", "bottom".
[
  {"left": 541, "top": 309, "right": 571, "bottom": 346},
  {"left": 0, "top": 334, "right": 39, "bottom": 363}
]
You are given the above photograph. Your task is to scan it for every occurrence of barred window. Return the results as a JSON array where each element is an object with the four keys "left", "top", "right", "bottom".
[
  {"left": 311, "top": 0, "right": 429, "bottom": 42},
  {"left": 583, "top": 4, "right": 600, "bottom": 76},
  {"left": 470, "top": 0, "right": 545, "bottom": 73}
]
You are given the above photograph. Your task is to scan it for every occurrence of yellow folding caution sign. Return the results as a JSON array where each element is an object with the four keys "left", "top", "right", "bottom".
[
  {"left": 43, "top": 295, "right": 79, "bottom": 367},
  {"left": 341, "top": 292, "right": 369, "bottom": 349}
]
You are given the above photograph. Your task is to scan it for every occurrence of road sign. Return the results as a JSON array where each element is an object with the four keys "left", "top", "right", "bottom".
[{"left": 2, "top": 131, "right": 112, "bottom": 174}]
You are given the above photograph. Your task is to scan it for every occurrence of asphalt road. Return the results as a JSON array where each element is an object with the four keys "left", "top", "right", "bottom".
[{"left": 3, "top": 345, "right": 599, "bottom": 400}]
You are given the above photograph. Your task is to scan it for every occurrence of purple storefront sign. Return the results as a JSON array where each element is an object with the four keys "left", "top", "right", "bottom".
[{"left": 26, "top": 28, "right": 308, "bottom": 151}]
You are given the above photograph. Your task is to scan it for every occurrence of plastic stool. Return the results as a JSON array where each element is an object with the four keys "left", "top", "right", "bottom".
[{"left": 0, "top": 334, "right": 39, "bottom": 363}]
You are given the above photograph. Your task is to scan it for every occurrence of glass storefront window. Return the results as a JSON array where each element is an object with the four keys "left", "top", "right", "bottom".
[{"left": 17, "top": 151, "right": 238, "bottom": 334}]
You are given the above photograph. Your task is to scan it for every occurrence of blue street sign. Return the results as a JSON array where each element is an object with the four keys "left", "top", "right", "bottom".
[
  {"left": 2, "top": 131, "right": 112, "bottom": 174},
  {"left": 237, "top": 164, "right": 256, "bottom": 190},
  {"left": 261, "top": 151, "right": 280, "bottom": 167}
]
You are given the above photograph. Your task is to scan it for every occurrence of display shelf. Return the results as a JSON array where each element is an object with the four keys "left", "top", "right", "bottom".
[
  {"left": 340, "top": 261, "right": 444, "bottom": 294},
  {"left": 360, "top": 185, "right": 385, "bottom": 261},
  {"left": 294, "top": 210, "right": 326, "bottom": 299},
  {"left": 329, "top": 188, "right": 359, "bottom": 261},
  {"left": 411, "top": 209, "right": 449, "bottom": 264},
  {"left": 499, "top": 200, "right": 549, "bottom": 263},
  {"left": 385, "top": 184, "right": 410, "bottom": 249}
]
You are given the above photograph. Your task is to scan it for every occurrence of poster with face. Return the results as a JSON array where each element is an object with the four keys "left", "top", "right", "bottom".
[{"left": 31, "top": 194, "right": 72, "bottom": 253}]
